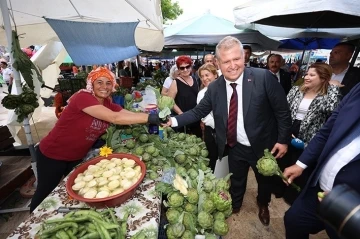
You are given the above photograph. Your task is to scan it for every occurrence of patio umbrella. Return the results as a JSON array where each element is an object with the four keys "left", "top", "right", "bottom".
[
  {"left": 165, "top": 12, "right": 281, "bottom": 51},
  {"left": 233, "top": 0, "right": 360, "bottom": 28},
  {"left": 279, "top": 38, "right": 340, "bottom": 50}
]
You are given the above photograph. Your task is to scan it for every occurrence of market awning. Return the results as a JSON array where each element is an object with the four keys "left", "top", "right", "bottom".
[{"left": 46, "top": 19, "right": 140, "bottom": 65}]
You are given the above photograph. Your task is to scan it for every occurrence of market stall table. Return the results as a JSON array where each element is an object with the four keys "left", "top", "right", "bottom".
[{"left": 7, "top": 175, "right": 161, "bottom": 238}]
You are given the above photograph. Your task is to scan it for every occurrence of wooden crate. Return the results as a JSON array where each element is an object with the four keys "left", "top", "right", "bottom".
[{"left": 119, "top": 77, "right": 134, "bottom": 89}]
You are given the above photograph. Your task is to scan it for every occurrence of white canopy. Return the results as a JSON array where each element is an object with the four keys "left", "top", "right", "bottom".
[
  {"left": 233, "top": 0, "right": 360, "bottom": 29},
  {"left": 0, "top": 0, "right": 164, "bottom": 51}
]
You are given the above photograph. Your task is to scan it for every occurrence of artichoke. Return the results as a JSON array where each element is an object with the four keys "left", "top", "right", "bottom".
[
  {"left": 257, "top": 149, "right": 300, "bottom": 192},
  {"left": 166, "top": 208, "right": 181, "bottom": 225},
  {"left": 211, "top": 191, "right": 232, "bottom": 212},
  {"left": 167, "top": 192, "right": 185, "bottom": 208},
  {"left": 213, "top": 219, "right": 229, "bottom": 236},
  {"left": 197, "top": 211, "right": 213, "bottom": 229},
  {"left": 186, "top": 188, "right": 199, "bottom": 204}
]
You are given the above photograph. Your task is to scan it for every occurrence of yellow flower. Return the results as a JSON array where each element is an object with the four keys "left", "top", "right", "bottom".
[{"left": 99, "top": 145, "right": 113, "bottom": 157}]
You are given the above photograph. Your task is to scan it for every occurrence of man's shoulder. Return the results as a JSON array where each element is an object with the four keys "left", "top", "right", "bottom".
[{"left": 348, "top": 66, "right": 360, "bottom": 74}]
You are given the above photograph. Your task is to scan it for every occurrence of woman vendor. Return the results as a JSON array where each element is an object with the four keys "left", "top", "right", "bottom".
[{"left": 30, "top": 67, "right": 161, "bottom": 212}]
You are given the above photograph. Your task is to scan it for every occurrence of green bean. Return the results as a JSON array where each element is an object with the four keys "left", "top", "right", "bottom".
[
  {"left": 107, "top": 209, "right": 121, "bottom": 238},
  {"left": 41, "top": 222, "right": 78, "bottom": 236},
  {"left": 77, "top": 229, "right": 87, "bottom": 238},
  {"left": 73, "top": 210, "right": 102, "bottom": 219},
  {"left": 88, "top": 215, "right": 119, "bottom": 230},
  {"left": 45, "top": 216, "right": 88, "bottom": 224},
  {"left": 55, "top": 230, "right": 70, "bottom": 239},
  {"left": 99, "top": 224, "right": 111, "bottom": 239},
  {"left": 94, "top": 222, "right": 105, "bottom": 239},
  {"left": 79, "top": 232, "right": 100, "bottom": 239}
]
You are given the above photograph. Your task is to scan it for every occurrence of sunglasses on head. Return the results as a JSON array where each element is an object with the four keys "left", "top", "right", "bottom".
[{"left": 179, "top": 65, "right": 191, "bottom": 71}]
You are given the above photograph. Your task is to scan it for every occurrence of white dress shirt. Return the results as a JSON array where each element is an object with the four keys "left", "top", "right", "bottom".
[
  {"left": 171, "top": 73, "right": 250, "bottom": 146},
  {"left": 196, "top": 87, "right": 215, "bottom": 129},
  {"left": 319, "top": 135, "right": 360, "bottom": 191},
  {"left": 296, "top": 135, "right": 360, "bottom": 191},
  {"left": 224, "top": 74, "right": 251, "bottom": 146},
  {"left": 331, "top": 65, "right": 349, "bottom": 83}
]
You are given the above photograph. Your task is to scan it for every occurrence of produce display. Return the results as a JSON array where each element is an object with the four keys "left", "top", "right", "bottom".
[
  {"left": 257, "top": 149, "right": 301, "bottom": 192},
  {"left": 101, "top": 125, "right": 233, "bottom": 238},
  {"left": 35, "top": 209, "right": 129, "bottom": 239},
  {"left": 71, "top": 157, "right": 143, "bottom": 199}
]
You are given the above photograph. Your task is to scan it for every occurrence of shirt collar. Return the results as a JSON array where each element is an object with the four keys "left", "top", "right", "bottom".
[{"left": 224, "top": 72, "right": 244, "bottom": 86}]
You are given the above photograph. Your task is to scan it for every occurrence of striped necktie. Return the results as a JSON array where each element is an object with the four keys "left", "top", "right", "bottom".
[{"left": 227, "top": 83, "right": 238, "bottom": 147}]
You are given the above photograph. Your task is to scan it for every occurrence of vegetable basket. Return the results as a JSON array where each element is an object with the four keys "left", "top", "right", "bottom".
[{"left": 66, "top": 153, "right": 146, "bottom": 208}]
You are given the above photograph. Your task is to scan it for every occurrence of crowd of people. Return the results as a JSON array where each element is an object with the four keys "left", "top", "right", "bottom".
[
  {"left": 3, "top": 35, "right": 360, "bottom": 239},
  {"left": 161, "top": 37, "right": 360, "bottom": 239}
]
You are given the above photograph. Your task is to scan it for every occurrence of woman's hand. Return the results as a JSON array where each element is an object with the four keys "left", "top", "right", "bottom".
[{"left": 329, "top": 80, "right": 344, "bottom": 87}]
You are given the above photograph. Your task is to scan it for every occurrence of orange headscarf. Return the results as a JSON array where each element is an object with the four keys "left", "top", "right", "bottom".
[
  {"left": 87, "top": 67, "right": 115, "bottom": 84},
  {"left": 67, "top": 67, "right": 116, "bottom": 104}
]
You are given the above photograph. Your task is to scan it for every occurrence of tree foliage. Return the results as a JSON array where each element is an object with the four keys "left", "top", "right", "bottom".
[{"left": 161, "top": 0, "right": 183, "bottom": 23}]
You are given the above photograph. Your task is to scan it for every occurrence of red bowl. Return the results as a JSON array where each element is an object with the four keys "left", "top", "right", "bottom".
[{"left": 66, "top": 153, "right": 146, "bottom": 208}]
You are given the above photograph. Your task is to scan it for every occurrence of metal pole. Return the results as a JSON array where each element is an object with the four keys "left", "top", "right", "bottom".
[{"left": 0, "top": 0, "right": 38, "bottom": 185}]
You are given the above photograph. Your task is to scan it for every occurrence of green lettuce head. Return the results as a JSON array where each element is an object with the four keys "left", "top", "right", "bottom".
[
  {"left": 213, "top": 219, "right": 229, "bottom": 236},
  {"left": 211, "top": 191, "right": 232, "bottom": 212},
  {"left": 166, "top": 208, "right": 181, "bottom": 224},
  {"left": 186, "top": 188, "right": 199, "bottom": 204},
  {"left": 197, "top": 211, "right": 214, "bottom": 229},
  {"left": 167, "top": 192, "right": 185, "bottom": 208}
]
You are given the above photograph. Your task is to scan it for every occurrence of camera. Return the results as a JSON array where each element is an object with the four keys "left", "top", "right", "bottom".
[{"left": 318, "top": 184, "right": 360, "bottom": 239}]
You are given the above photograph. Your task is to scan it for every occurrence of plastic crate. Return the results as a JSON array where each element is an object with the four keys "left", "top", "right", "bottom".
[
  {"left": 119, "top": 77, "right": 134, "bottom": 88},
  {"left": 58, "top": 77, "right": 86, "bottom": 94}
]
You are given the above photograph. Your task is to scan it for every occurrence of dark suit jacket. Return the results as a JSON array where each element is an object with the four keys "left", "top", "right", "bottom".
[
  {"left": 340, "top": 66, "right": 360, "bottom": 97},
  {"left": 279, "top": 69, "right": 292, "bottom": 95},
  {"left": 175, "top": 68, "right": 292, "bottom": 159},
  {"left": 299, "top": 83, "right": 360, "bottom": 194}
]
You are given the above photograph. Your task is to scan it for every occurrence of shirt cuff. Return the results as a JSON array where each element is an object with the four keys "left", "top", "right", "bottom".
[
  {"left": 296, "top": 160, "right": 308, "bottom": 169},
  {"left": 171, "top": 117, "right": 178, "bottom": 127}
]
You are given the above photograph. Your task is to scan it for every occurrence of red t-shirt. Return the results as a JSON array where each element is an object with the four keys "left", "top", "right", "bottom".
[{"left": 40, "top": 92, "right": 122, "bottom": 161}]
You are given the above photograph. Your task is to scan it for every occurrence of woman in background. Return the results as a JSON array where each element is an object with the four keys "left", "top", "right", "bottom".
[
  {"left": 168, "top": 55, "right": 201, "bottom": 137},
  {"left": 161, "top": 65, "right": 179, "bottom": 96},
  {"left": 197, "top": 63, "right": 218, "bottom": 171},
  {"left": 278, "top": 62, "right": 342, "bottom": 204}
]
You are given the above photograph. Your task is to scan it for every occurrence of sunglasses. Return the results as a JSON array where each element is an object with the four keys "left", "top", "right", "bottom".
[{"left": 179, "top": 65, "right": 191, "bottom": 71}]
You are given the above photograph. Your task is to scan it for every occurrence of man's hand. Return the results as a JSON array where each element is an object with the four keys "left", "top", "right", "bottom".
[
  {"left": 329, "top": 80, "right": 344, "bottom": 87},
  {"left": 147, "top": 114, "right": 161, "bottom": 125},
  {"left": 161, "top": 117, "right": 172, "bottom": 128},
  {"left": 283, "top": 164, "right": 304, "bottom": 185},
  {"left": 271, "top": 143, "right": 288, "bottom": 158}
]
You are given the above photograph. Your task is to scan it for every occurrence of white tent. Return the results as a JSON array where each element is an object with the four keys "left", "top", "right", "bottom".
[
  {"left": 0, "top": 0, "right": 164, "bottom": 52},
  {"left": 233, "top": 0, "right": 360, "bottom": 29},
  {"left": 165, "top": 12, "right": 280, "bottom": 50}
]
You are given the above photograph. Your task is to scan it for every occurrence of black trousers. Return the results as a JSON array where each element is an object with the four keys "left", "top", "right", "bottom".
[
  {"left": 228, "top": 143, "right": 274, "bottom": 209},
  {"left": 284, "top": 185, "right": 340, "bottom": 239},
  {"left": 30, "top": 147, "right": 82, "bottom": 212},
  {"left": 204, "top": 126, "right": 218, "bottom": 172},
  {"left": 276, "top": 119, "right": 315, "bottom": 204}
]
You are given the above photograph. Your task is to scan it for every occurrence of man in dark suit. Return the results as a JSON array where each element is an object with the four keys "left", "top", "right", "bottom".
[
  {"left": 283, "top": 83, "right": 360, "bottom": 239},
  {"left": 267, "top": 54, "right": 292, "bottom": 95},
  {"left": 166, "top": 36, "right": 292, "bottom": 225},
  {"left": 243, "top": 45, "right": 259, "bottom": 67},
  {"left": 329, "top": 42, "right": 360, "bottom": 96}
]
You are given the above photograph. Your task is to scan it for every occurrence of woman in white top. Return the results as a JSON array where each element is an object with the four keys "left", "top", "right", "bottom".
[
  {"left": 161, "top": 65, "right": 179, "bottom": 96},
  {"left": 279, "top": 62, "right": 342, "bottom": 204},
  {"left": 197, "top": 63, "right": 218, "bottom": 171}
]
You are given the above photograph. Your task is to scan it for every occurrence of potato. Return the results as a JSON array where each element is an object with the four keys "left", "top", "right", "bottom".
[
  {"left": 110, "top": 188, "right": 124, "bottom": 196},
  {"left": 72, "top": 181, "right": 86, "bottom": 191},
  {"left": 102, "top": 170, "right": 114, "bottom": 178},
  {"left": 109, "top": 175, "right": 121, "bottom": 181},
  {"left": 87, "top": 179, "right": 97, "bottom": 188},
  {"left": 74, "top": 176, "right": 84, "bottom": 184},
  {"left": 83, "top": 175, "right": 94, "bottom": 182},
  {"left": 108, "top": 180, "right": 120, "bottom": 190},
  {"left": 96, "top": 191, "right": 110, "bottom": 198},
  {"left": 84, "top": 189, "right": 97, "bottom": 199}
]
